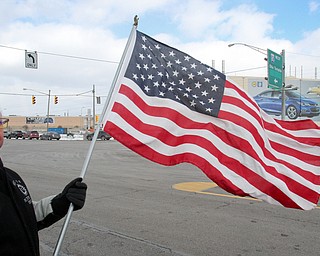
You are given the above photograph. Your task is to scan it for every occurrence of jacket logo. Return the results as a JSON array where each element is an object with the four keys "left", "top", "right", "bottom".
[{"left": 17, "top": 184, "right": 28, "bottom": 196}]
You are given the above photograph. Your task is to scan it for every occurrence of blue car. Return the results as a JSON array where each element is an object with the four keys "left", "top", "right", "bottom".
[{"left": 253, "top": 90, "right": 320, "bottom": 119}]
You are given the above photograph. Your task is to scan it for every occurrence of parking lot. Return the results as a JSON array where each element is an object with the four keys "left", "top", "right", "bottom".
[{"left": 1, "top": 139, "right": 320, "bottom": 256}]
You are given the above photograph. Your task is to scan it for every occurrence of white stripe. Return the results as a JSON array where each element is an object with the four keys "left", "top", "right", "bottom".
[
  {"left": 225, "top": 86, "right": 320, "bottom": 138},
  {"left": 108, "top": 109, "right": 315, "bottom": 210},
  {"left": 108, "top": 87, "right": 318, "bottom": 209}
]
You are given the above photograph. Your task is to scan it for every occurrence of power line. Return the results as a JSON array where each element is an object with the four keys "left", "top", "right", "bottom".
[{"left": 0, "top": 44, "right": 119, "bottom": 64}]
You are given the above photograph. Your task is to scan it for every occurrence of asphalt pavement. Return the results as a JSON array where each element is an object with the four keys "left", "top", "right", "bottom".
[{"left": 1, "top": 139, "right": 320, "bottom": 256}]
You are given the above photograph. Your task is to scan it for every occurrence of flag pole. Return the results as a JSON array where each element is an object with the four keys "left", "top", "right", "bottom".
[{"left": 53, "top": 16, "right": 139, "bottom": 256}]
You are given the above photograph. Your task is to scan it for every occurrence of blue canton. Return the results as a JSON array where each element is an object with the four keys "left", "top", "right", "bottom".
[{"left": 125, "top": 30, "right": 225, "bottom": 117}]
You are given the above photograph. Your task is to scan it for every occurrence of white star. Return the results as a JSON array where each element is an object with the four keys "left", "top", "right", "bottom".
[
  {"left": 201, "top": 90, "right": 208, "bottom": 96},
  {"left": 147, "top": 54, "right": 152, "bottom": 59},
  {"left": 140, "top": 75, "right": 145, "bottom": 81},
  {"left": 208, "top": 98, "right": 215, "bottom": 103},
  {"left": 195, "top": 81, "right": 202, "bottom": 88},
  {"left": 153, "top": 81, "right": 159, "bottom": 87},
  {"left": 204, "top": 78, "right": 211, "bottom": 83},
  {"left": 136, "top": 63, "right": 141, "bottom": 70},
  {"left": 161, "top": 53, "right": 166, "bottom": 58},
  {"left": 143, "top": 64, "right": 149, "bottom": 70},
  {"left": 206, "top": 108, "right": 213, "bottom": 113},
  {"left": 152, "top": 64, "right": 157, "bottom": 69},
  {"left": 159, "top": 91, "right": 165, "bottom": 96},
  {"left": 148, "top": 74, "right": 154, "bottom": 80},
  {"left": 186, "top": 87, "right": 192, "bottom": 92},
  {"left": 190, "top": 100, "right": 196, "bottom": 107},
  {"left": 172, "top": 70, "right": 179, "bottom": 76},
  {"left": 190, "top": 63, "right": 197, "bottom": 69},
  {"left": 144, "top": 85, "right": 150, "bottom": 92},
  {"left": 166, "top": 61, "right": 173, "bottom": 68},
  {"left": 141, "top": 44, "right": 147, "bottom": 50},
  {"left": 175, "top": 59, "right": 181, "bottom": 64},
  {"left": 169, "top": 51, "right": 175, "bottom": 56},
  {"left": 181, "top": 66, "right": 187, "bottom": 71},
  {"left": 207, "top": 67, "right": 213, "bottom": 72},
  {"left": 188, "top": 73, "right": 195, "bottom": 80},
  {"left": 155, "top": 44, "right": 160, "bottom": 49},
  {"left": 132, "top": 74, "right": 138, "bottom": 80},
  {"left": 213, "top": 74, "right": 220, "bottom": 80},
  {"left": 175, "top": 95, "right": 181, "bottom": 100},
  {"left": 161, "top": 82, "right": 167, "bottom": 87},
  {"left": 197, "top": 70, "right": 204, "bottom": 76},
  {"left": 158, "top": 71, "right": 164, "bottom": 77},
  {"left": 169, "top": 81, "right": 176, "bottom": 86},
  {"left": 192, "top": 94, "right": 198, "bottom": 99},
  {"left": 139, "top": 53, "right": 145, "bottom": 60},
  {"left": 142, "top": 36, "right": 147, "bottom": 42},
  {"left": 184, "top": 56, "right": 191, "bottom": 61},
  {"left": 179, "top": 79, "right": 186, "bottom": 85},
  {"left": 183, "top": 93, "right": 189, "bottom": 97},
  {"left": 168, "top": 86, "right": 174, "bottom": 91},
  {"left": 211, "top": 85, "right": 218, "bottom": 91}
]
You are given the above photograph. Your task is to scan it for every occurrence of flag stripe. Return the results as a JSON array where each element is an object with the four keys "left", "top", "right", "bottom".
[
  {"left": 115, "top": 82, "right": 319, "bottom": 189},
  {"left": 105, "top": 80, "right": 319, "bottom": 209},
  {"left": 106, "top": 112, "right": 307, "bottom": 209},
  {"left": 224, "top": 81, "right": 320, "bottom": 145}
]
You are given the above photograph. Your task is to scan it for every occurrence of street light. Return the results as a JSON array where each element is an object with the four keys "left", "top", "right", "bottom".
[
  {"left": 23, "top": 88, "right": 51, "bottom": 131},
  {"left": 228, "top": 42, "right": 267, "bottom": 55},
  {"left": 228, "top": 43, "right": 287, "bottom": 120}
]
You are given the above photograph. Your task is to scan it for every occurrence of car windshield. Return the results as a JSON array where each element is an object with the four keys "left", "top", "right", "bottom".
[{"left": 286, "top": 91, "right": 306, "bottom": 99}]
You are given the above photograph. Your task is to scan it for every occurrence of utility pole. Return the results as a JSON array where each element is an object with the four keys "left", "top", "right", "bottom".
[{"left": 92, "top": 84, "right": 95, "bottom": 129}]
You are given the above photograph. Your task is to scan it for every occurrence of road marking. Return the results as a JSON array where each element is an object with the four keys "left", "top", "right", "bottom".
[
  {"left": 173, "top": 182, "right": 320, "bottom": 209},
  {"left": 173, "top": 182, "right": 260, "bottom": 202}
]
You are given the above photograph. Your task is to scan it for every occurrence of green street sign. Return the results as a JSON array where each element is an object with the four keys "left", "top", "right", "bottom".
[{"left": 267, "top": 49, "right": 283, "bottom": 90}]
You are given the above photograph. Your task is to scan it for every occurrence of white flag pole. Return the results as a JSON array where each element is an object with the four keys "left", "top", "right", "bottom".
[{"left": 53, "top": 16, "right": 139, "bottom": 256}]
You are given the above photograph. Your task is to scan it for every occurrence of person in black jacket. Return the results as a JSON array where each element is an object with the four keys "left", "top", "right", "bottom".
[{"left": 0, "top": 116, "right": 87, "bottom": 256}]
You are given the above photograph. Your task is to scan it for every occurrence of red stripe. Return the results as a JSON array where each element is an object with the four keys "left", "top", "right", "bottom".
[
  {"left": 120, "top": 83, "right": 320, "bottom": 174},
  {"left": 109, "top": 100, "right": 319, "bottom": 205},
  {"left": 105, "top": 85, "right": 318, "bottom": 207},
  {"left": 105, "top": 121, "right": 301, "bottom": 209},
  {"left": 226, "top": 81, "right": 320, "bottom": 146},
  {"left": 276, "top": 119, "right": 320, "bottom": 130},
  {"left": 264, "top": 121, "right": 320, "bottom": 146}
]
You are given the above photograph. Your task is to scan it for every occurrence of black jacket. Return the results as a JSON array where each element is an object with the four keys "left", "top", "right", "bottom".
[
  {"left": 0, "top": 158, "right": 63, "bottom": 255},
  {"left": 0, "top": 158, "right": 40, "bottom": 256}
]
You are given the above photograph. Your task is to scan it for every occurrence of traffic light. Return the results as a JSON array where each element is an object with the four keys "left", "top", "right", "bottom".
[
  {"left": 32, "top": 95, "right": 36, "bottom": 104},
  {"left": 54, "top": 96, "right": 58, "bottom": 104}
]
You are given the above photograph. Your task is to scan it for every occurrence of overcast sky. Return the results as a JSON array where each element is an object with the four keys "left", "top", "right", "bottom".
[{"left": 1, "top": 0, "right": 320, "bottom": 116}]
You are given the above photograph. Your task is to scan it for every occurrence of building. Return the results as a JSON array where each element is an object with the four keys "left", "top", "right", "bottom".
[{"left": 3, "top": 75, "right": 320, "bottom": 131}]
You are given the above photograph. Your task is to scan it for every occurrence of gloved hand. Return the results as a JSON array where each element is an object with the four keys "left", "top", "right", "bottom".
[{"left": 51, "top": 177, "right": 87, "bottom": 217}]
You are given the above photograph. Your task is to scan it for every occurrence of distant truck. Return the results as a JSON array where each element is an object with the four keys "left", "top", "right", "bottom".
[{"left": 48, "top": 127, "right": 67, "bottom": 134}]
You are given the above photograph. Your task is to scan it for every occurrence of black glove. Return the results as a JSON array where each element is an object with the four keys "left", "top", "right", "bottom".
[{"left": 51, "top": 177, "right": 87, "bottom": 217}]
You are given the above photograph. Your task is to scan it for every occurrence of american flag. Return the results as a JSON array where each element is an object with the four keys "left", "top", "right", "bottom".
[{"left": 103, "top": 29, "right": 320, "bottom": 210}]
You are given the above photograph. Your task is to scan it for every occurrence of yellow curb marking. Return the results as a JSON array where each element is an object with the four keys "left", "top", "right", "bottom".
[{"left": 173, "top": 182, "right": 320, "bottom": 209}]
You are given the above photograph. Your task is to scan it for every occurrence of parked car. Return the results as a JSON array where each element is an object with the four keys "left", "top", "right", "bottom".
[
  {"left": 24, "top": 130, "right": 40, "bottom": 140},
  {"left": 8, "top": 130, "right": 24, "bottom": 139},
  {"left": 40, "top": 131, "right": 61, "bottom": 140},
  {"left": 3, "top": 130, "right": 9, "bottom": 139},
  {"left": 253, "top": 90, "right": 320, "bottom": 119},
  {"left": 86, "top": 130, "right": 111, "bottom": 141}
]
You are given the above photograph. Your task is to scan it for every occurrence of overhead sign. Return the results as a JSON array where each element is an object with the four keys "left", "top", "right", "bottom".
[
  {"left": 267, "top": 49, "right": 283, "bottom": 90},
  {"left": 25, "top": 50, "right": 38, "bottom": 69}
]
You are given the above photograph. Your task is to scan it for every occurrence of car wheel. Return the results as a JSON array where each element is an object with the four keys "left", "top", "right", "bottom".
[
  {"left": 87, "top": 136, "right": 92, "bottom": 141},
  {"left": 101, "top": 136, "right": 107, "bottom": 140},
  {"left": 286, "top": 105, "right": 298, "bottom": 119}
]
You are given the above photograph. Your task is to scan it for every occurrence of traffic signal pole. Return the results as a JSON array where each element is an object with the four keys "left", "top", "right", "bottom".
[
  {"left": 281, "top": 50, "right": 286, "bottom": 120},
  {"left": 46, "top": 89, "right": 51, "bottom": 131}
]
